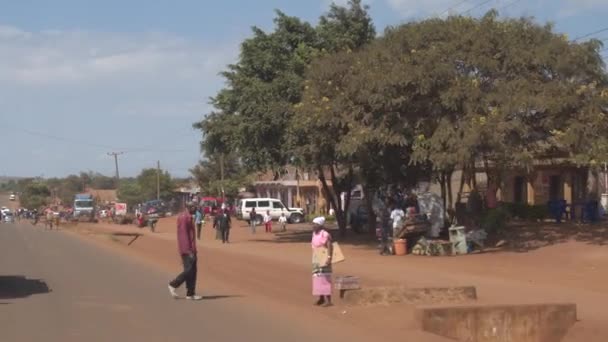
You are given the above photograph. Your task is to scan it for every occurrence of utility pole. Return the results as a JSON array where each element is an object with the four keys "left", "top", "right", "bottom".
[
  {"left": 107, "top": 152, "right": 124, "bottom": 187},
  {"left": 220, "top": 153, "right": 225, "bottom": 201},
  {"left": 156, "top": 160, "right": 161, "bottom": 200}
]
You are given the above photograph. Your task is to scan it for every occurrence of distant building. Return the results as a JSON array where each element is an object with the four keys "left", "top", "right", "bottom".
[{"left": 253, "top": 166, "right": 333, "bottom": 214}]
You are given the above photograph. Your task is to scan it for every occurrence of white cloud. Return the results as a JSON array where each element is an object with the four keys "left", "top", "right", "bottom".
[
  {"left": 0, "top": 26, "right": 236, "bottom": 86},
  {"left": 0, "top": 24, "right": 239, "bottom": 177}
]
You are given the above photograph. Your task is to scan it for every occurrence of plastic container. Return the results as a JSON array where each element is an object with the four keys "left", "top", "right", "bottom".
[
  {"left": 449, "top": 226, "right": 468, "bottom": 255},
  {"left": 394, "top": 239, "right": 407, "bottom": 256}
]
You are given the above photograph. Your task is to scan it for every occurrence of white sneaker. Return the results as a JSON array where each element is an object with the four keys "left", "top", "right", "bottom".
[
  {"left": 186, "top": 295, "right": 203, "bottom": 301},
  {"left": 168, "top": 285, "right": 179, "bottom": 298}
]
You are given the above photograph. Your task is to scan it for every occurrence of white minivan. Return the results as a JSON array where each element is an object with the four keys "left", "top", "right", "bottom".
[{"left": 236, "top": 198, "right": 305, "bottom": 224}]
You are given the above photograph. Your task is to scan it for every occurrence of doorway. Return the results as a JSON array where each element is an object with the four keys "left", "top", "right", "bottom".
[
  {"left": 514, "top": 176, "right": 526, "bottom": 203},
  {"left": 549, "top": 175, "right": 562, "bottom": 201}
]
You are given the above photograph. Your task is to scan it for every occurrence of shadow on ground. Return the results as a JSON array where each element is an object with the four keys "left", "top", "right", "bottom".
[
  {"left": 202, "top": 295, "right": 243, "bottom": 300},
  {"left": 252, "top": 221, "right": 608, "bottom": 254},
  {"left": 0, "top": 276, "right": 51, "bottom": 299},
  {"left": 494, "top": 221, "right": 608, "bottom": 253},
  {"left": 249, "top": 228, "right": 377, "bottom": 249},
  {"left": 111, "top": 232, "right": 143, "bottom": 246}
]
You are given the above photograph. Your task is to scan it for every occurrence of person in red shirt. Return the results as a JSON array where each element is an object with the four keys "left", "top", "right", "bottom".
[{"left": 168, "top": 203, "right": 202, "bottom": 300}]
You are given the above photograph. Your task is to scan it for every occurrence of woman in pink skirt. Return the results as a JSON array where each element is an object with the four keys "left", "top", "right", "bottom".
[{"left": 311, "top": 217, "right": 333, "bottom": 307}]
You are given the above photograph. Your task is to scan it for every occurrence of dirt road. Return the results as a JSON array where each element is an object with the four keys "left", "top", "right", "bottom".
[
  {"left": 84, "top": 215, "right": 608, "bottom": 341},
  {"left": 4, "top": 191, "right": 607, "bottom": 341},
  {"left": 0, "top": 218, "right": 380, "bottom": 341}
]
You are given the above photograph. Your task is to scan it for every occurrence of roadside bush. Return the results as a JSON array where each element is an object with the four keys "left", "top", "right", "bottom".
[
  {"left": 503, "top": 202, "right": 548, "bottom": 222},
  {"left": 480, "top": 206, "right": 511, "bottom": 234},
  {"left": 527, "top": 205, "right": 548, "bottom": 222}
]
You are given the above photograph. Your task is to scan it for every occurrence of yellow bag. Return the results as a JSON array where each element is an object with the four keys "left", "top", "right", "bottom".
[{"left": 313, "top": 242, "right": 345, "bottom": 264}]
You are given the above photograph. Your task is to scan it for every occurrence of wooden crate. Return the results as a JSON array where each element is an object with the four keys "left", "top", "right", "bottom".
[{"left": 334, "top": 276, "right": 360, "bottom": 290}]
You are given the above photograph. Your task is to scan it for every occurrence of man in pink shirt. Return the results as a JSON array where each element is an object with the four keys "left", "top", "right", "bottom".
[{"left": 168, "top": 203, "right": 202, "bottom": 300}]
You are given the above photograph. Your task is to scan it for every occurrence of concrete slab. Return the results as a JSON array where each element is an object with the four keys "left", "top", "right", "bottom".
[
  {"left": 416, "top": 303, "right": 577, "bottom": 342},
  {"left": 341, "top": 286, "right": 477, "bottom": 306}
]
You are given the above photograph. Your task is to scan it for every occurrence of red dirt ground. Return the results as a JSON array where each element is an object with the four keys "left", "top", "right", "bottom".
[{"left": 64, "top": 215, "right": 608, "bottom": 341}]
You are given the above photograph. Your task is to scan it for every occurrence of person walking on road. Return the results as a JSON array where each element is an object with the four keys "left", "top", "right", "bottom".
[
  {"left": 264, "top": 211, "right": 272, "bottom": 233},
  {"left": 249, "top": 208, "right": 257, "bottom": 234},
  {"left": 214, "top": 209, "right": 231, "bottom": 244},
  {"left": 168, "top": 203, "right": 202, "bottom": 300},
  {"left": 278, "top": 213, "right": 287, "bottom": 232},
  {"left": 311, "top": 217, "right": 333, "bottom": 307},
  {"left": 194, "top": 207, "right": 204, "bottom": 240},
  {"left": 46, "top": 210, "right": 54, "bottom": 230}
]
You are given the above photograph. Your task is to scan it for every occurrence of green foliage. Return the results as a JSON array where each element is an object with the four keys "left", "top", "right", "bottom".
[
  {"left": 194, "top": 0, "right": 376, "bottom": 172},
  {"left": 195, "top": 7, "right": 608, "bottom": 236},
  {"left": 480, "top": 207, "right": 510, "bottom": 234},
  {"left": 117, "top": 169, "right": 175, "bottom": 207},
  {"left": 190, "top": 153, "right": 252, "bottom": 199},
  {"left": 193, "top": 1, "right": 376, "bottom": 234},
  {"left": 117, "top": 179, "right": 144, "bottom": 209},
  {"left": 0, "top": 179, "right": 18, "bottom": 192},
  {"left": 19, "top": 182, "right": 51, "bottom": 209},
  {"left": 135, "top": 169, "right": 174, "bottom": 201},
  {"left": 503, "top": 203, "right": 549, "bottom": 222}
]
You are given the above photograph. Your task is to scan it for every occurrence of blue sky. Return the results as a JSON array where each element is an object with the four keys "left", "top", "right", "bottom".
[{"left": 1, "top": 0, "right": 607, "bottom": 178}]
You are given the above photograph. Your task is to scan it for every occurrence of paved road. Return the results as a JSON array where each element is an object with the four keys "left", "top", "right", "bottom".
[{"left": 0, "top": 220, "right": 354, "bottom": 342}]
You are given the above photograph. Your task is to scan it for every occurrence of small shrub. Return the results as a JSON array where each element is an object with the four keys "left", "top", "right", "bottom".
[
  {"left": 527, "top": 205, "right": 548, "bottom": 222},
  {"left": 480, "top": 206, "right": 511, "bottom": 234}
]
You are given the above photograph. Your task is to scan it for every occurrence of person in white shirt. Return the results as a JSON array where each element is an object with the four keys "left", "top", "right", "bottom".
[
  {"left": 390, "top": 205, "right": 405, "bottom": 237},
  {"left": 278, "top": 213, "right": 288, "bottom": 232},
  {"left": 264, "top": 211, "right": 273, "bottom": 233}
]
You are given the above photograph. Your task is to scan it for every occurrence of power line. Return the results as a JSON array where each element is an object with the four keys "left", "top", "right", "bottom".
[
  {"left": 574, "top": 27, "right": 608, "bottom": 41},
  {"left": 462, "top": 0, "right": 494, "bottom": 15},
  {"left": 439, "top": 0, "right": 472, "bottom": 16},
  {"left": 4, "top": 123, "right": 193, "bottom": 154},
  {"left": 497, "top": 0, "right": 524, "bottom": 12}
]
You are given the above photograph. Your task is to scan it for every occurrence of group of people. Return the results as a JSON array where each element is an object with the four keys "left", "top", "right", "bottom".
[
  {"left": 248, "top": 208, "right": 288, "bottom": 234},
  {"left": 168, "top": 202, "right": 331, "bottom": 305}
]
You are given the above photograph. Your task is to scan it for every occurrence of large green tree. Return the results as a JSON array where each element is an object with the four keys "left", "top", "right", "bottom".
[
  {"left": 190, "top": 153, "right": 252, "bottom": 199},
  {"left": 19, "top": 182, "right": 51, "bottom": 209},
  {"left": 194, "top": 0, "right": 375, "bottom": 173},
  {"left": 195, "top": 0, "right": 375, "bottom": 234},
  {"left": 299, "top": 11, "right": 608, "bottom": 232}
]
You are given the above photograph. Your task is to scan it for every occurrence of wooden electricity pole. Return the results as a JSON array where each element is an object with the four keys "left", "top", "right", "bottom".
[
  {"left": 157, "top": 160, "right": 161, "bottom": 200},
  {"left": 220, "top": 153, "right": 225, "bottom": 201},
  {"left": 107, "top": 152, "right": 124, "bottom": 187}
]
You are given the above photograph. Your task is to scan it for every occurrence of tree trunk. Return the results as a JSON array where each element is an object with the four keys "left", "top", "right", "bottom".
[
  {"left": 447, "top": 168, "right": 454, "bottom": 210},
  {"left": 317, "top": 164, "right": 353, "bottom": 237},
  {"left": 456, "top": 167, "right": 466, "bottom": 204},
  {"left": 362, "top": 184, "right": 377, "bottom": 236},
  {"left": 439, "top": 171, "right": 447, "bottom": 216}
]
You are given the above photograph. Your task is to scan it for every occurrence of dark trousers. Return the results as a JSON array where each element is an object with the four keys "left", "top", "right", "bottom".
[
  {"left": 196, "top": 223, "right": 202, "bottom": 240},
  {"left": 169, "top": 254, "right": 197, "bottom": 296},
  {"left": 221, "top": 228, "right": 230, "bottom": 243}
]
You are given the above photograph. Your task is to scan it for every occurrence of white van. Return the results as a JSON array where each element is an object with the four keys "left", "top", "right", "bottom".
[{"left": 236, "top": 198, "right": 305, "bottom": 224}]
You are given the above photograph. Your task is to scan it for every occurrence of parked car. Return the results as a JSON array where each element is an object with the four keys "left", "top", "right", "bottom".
[
  {"left": 236, "top": 198, "right": 305, "bottom": 225},
  {"left": 4, "top": 212, "right": 14, "bottom": 223},
  {"left": 142, "top": 200, "right": 167, "bottom": 217}
]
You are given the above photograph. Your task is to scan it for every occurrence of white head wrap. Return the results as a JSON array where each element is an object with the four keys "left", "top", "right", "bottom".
[{"left": 312, "top": 216, "right": 326, "bottom": 226}]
